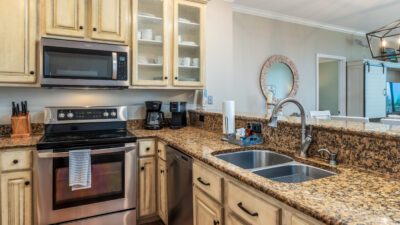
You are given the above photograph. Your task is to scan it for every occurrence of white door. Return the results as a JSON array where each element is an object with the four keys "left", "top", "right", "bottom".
[{"left": 365, "top": 65, "right": 387, "bottom": 118}]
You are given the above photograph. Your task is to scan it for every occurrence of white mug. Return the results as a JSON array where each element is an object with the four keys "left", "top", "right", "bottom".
[
  {"left": 182, "top": 57, "right": 191, "bottom": 67},
  {"left": 154, "top": 56, "right": 163, "bottom": 64},
  {"left": 154, "top": 35, "right": 162, "bottom": 42},
  {"left": 142, "top": 29, "right": 153, "bottom": 40},
  {"left": 137, "top": 31, "right": 142, "bottom": 40},
  {"left": 192, "top": 58, "right": 199, "bottom": 67},
  {"left": 178, "top": 35, "right": 182, "bottom": 43}
]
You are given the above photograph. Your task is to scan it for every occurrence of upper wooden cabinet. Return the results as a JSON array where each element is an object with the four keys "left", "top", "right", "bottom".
[
  {"left": 0, "top": 0, "right": 36, "bottom": 83},
  {"left": 173, "top": 0, "right": 205, "bottom": 87},
  {"left": 45, "top": 0, "right": 86, "bottom": 37},
  {"left": 132, "top": 0, "right": 206, "bottom": 87},
  {"left": 43, "top": 0, "right": 129, "bottom": 43},
  {"left": 90, "top": 0, "right": 129, "bottom": 42}
]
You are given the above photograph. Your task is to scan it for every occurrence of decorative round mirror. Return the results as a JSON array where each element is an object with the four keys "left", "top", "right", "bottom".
[{"left": 260, "top": 55, "right": 299, "bottom": 102}]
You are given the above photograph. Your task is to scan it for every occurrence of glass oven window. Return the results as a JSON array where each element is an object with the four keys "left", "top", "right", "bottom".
[
  {"left": 43, "top": 46, "right": 112, "bottom": 80},
  {"left": 53, "top": 152, "right": 125, "bottom": 210}
]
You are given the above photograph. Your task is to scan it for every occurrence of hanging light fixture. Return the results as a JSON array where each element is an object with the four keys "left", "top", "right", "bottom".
[{"left": 366, "top": 19, "right": 400, "bottom": 61}]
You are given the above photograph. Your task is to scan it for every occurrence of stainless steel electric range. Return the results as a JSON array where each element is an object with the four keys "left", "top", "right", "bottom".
[{"left": 35, "top": 106, "right": 137, "bottom": 225}]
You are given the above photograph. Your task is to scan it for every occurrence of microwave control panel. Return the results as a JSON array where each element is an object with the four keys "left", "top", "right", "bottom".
[
  {"left": 57, "top": 108, "right": 118, "bottom": 120},
  {"left": 117, "top": 53, "right": 128, "bottom": 80}
]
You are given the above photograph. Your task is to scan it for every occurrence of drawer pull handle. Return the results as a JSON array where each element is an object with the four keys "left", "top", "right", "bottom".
[
  {"left": 25, "top": 181, "right": 30, "bottom": 186},
  {"left": 93, "top": 27, "right": 97, "bottom": 31},
  {"left": 197, "top": 177, "right": 210, "bottom": 186},
  {"left": 237, "top": 202, "right": 258, "bottom": 217},
  {"left": 146, "top": 147, "right": 150, "bottom": 151},
  {"left": 13, "top": 159, "right": 19, "bottom": 164},
  {"left": 213, "top": 220, "right": 219, "bottom": 225}
]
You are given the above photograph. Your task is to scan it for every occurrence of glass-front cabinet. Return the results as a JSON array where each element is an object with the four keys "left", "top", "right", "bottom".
[
  {"left": 132, "top": 0, "right": 170, "bottom": 86},
  {"left": 132, "top": 0, "right": 205, "bottom": 87},
  {"left": 173, "top": 0, "right": 204, "bottom": 86}
]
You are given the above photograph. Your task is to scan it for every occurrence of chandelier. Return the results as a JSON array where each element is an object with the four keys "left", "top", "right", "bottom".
[{"left": 366, "top": 19, "right": 400, "bottom": 62}]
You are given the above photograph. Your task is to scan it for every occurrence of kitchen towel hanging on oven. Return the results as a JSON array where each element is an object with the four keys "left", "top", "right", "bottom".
[{"left": 69, "top": 149, "right": 92, "bottom": 191}]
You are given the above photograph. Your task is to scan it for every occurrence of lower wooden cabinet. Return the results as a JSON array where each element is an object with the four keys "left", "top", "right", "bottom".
[
  {"left": 193, "top": 186, "right": 223, "bottom": 225},
  {"left": 157, "top": 159, "right": 168, "bottom": 224},
  {"left": 226, "top": 212, "right": 250, "bottom": 225},
  {"left": 1, "top": 170, "right": 32, "bottom": 225},
  {"left": 138, "top": 157, "right": 156, "bottom": 217}
]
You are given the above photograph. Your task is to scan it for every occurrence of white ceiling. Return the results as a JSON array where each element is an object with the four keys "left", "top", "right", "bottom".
[{"left": 233, "top": 0, "right": 400, "bottom": 34}]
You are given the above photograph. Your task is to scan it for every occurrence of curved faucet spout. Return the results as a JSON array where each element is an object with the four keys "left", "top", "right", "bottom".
[{"left": 268, "top": 98, "right": 312, "bottom": 158}]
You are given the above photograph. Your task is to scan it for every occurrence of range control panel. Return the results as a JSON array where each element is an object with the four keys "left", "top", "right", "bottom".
[{"left": 57, "top": 108, "right": 118, "bottom": 120}]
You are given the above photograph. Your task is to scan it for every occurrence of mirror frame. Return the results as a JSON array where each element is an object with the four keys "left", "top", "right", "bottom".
[{"left": 260, "top": 55, "right": 299, "bottom": 101}]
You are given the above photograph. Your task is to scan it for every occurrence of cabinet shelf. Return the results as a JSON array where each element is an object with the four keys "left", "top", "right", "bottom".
[
  {"left": 139, "top": 63, "right": 163, "bottom": 67},
  {"left": 138, "top": 39, "right": 163, "bottom": 46},
  {"left": 179, "top": 66, "right": 199, "bottom": 69},
  {"left": 179, "top": 43, "right": 199, "bottom": 48},
  {"left": 178, "top": 18, "right": 199, "bottom": 26},
  {"left": 139, "top": 14, "right": 163, "bottom": 21}
]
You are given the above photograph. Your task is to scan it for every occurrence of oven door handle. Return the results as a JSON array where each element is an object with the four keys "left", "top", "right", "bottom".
[{"left": 37, "top": 145, "right": 136, "bottom": 159}]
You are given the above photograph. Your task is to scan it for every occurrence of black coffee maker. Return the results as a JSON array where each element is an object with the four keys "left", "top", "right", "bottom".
[
  {"left": 145, "top": 101, "right": 164, "bottom": 130},
  {"left": 170, "top": 102, "right": 187, "bottom": 129}
]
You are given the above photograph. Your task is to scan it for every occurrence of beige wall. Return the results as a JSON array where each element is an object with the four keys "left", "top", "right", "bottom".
[{"left": 230, "top": 12, "right": 371, "bottom": 115}]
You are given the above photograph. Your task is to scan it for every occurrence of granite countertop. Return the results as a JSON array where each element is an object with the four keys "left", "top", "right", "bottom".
[
  {"left": 1, "top": 127, "right": 399, "bottom": 224},
  {"left": 191, "top": 109, "right": 400, "bottom": 139},
  {"left": 131, "top": 127, "right": 400, "bottom": 225}
]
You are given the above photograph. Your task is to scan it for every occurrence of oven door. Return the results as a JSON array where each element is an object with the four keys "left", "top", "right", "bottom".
[
  {"left": 40, "top": 38, "right": 129, "bottom": 88},
  {"left": 35, "top": 144, "right": 136, "bottom": 225}
]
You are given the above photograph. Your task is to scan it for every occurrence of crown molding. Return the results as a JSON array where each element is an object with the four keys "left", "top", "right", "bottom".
[{"left": 232, "top": 4, "right": 366, "bottom": 36}]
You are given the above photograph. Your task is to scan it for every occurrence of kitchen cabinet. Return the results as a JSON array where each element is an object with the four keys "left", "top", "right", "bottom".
[
  {"left": 193, "top": 161, "right": 223, "bottom": 203},
  {"left": 157, "top": 159, "right": 168, "bottom": 224},
  {"left": 172, "top": 0, "right": 205, "bottom": 87},
  {"left": 0, "top": 0, "right": 36, "bottom": 83},
  {"left": 132, "top": 0, "right": 206, "bottom": 87},
  {"left": 193, "top": 186, "right": 223, "bottom": 225},
  {"left": 1, "top": 171, "right": 32, "bottom": 225},
  {"left": 90, "top": 0, "right": 129, "bottom": 42},
  {"left": 226, "top": 212, "right": 250, "bottom": 225},
  {"left": 157, "top": 141, "right": 167, "bottom": 161},
  {"left": 138, "top": 157, "right": 156, "bottom": 217},
  {"left": 138, "top": 139, "right": 156, "bottom": 157},
  {"left": 43, "top": 0, "right": 129, "bottom": 43},
  {"left": 44, "top": 0, "right": 86, "bottom": 38}
]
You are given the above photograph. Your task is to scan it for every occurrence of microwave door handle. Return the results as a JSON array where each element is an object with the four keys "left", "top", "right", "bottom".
[
  {"left": 37, "top": 145, "right": 136, "bottom": 159},
  {"left": 112, "top": 52, "right": 117, "bottom": 80}
]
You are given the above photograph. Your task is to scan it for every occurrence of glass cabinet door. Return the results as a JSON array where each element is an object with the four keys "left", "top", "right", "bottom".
[
  {"left": 173, "top": 0, "right": 204, "bottom": 86},
  {"left": 133, "top": 0, "right": 169, "bottom": 86}
]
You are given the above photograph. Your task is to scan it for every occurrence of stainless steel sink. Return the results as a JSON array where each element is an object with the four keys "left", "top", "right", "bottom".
[
  {"left": 215, "top": 150, "right": 293, "bottom": 170},
  {"left": 253, "top": 164, "right": 335, "bottom": 183}
]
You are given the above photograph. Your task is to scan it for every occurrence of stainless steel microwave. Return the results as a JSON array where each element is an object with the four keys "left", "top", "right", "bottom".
[{"left": 40, "top": 38, "right": 129, "bottom": 88}]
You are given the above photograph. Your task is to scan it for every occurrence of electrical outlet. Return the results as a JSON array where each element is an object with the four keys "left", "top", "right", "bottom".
[
  {"left": 252, "top": 123, "right": 262, "bottom": 133},
  {"left": 199, "top": 115, "right": 205, "bottom": 122},
  {"left": 207, "top": 96, "right": 213, "bottom": 105}
]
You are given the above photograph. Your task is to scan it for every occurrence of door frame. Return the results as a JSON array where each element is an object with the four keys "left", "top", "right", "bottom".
[{"left": 316, "top": 53, "right": 347, "bottom": 115}]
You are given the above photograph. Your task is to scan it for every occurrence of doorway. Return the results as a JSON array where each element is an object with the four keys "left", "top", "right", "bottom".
[{"left": 316, "top": 54, "right": 346, "bottom": 116}]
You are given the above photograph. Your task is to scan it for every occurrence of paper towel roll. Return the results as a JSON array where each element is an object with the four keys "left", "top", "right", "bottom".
[{"left": 222, "top": 101, "right": 235, "bottom": 134}]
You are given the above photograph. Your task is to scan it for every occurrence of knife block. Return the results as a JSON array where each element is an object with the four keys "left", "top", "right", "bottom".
[{"left": 11, "top": 111, "right": 32, "bottom": 138}]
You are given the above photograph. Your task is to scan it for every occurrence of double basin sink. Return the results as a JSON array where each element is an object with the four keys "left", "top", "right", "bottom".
[{"left": 216, "top": 150, "right": 335, "bottom": 183}]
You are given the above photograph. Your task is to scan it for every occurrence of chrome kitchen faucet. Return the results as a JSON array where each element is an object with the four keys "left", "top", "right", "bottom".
[{"left": 268, "top": 98, "right": 313, "bottom": 158}]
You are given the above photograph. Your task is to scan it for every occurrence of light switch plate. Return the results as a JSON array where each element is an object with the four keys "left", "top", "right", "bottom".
[{"left": 208, "top": 96, "right": 213, "bottom": 105}]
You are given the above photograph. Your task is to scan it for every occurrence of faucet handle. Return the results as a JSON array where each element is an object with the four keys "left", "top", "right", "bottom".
[{"left": 317, "top": 148, "right": 337, "bottom": 165}]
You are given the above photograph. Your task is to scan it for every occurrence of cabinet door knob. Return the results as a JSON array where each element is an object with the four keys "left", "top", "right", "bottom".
[
  {"left": 174, "top": 77, "right": 178, "bottom": 80},
  {"left": 29, "top": 71, "right": 34, "bottom": 75},
  {"left": 13, "top": 159, "right": 18, "bottom": 164},
  {"left": 25, "top": 181, "right": 30, "bottom": 186},
  {"left": 146, "top": 147, "right": 150, "bottom": 151},
  {"left": 164, "top": 76, "right": 168, "bottom": 80},
  {"left": 79, "top": 26, "right": 83, "bottom": 29},
  {"left": 157, "top": 149, "right": 161, "bottom": 153},
  {"left": 213, "top": 220, "right": 220, "bottom": 225},
  {"left": 160, "top": 170, "right": 164, "bottom": 173},
  {"left": 93, "top": 27, "right": 97, "bottom": 31},
  {"left": 140, "top": 166, "right": 145, "bottom": 171}
]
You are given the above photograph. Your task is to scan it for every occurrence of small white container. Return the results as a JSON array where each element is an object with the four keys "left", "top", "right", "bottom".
[
  {"left": 142, "top": 29, "right": 153, "bottom": 40},
  {"left": 192, "top": 58, "right": 199, "bottom": 67}
]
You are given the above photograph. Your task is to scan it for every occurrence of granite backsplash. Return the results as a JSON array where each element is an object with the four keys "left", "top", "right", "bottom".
[{"left": 189, "top": 110, "right": 400, "bottom": 178}]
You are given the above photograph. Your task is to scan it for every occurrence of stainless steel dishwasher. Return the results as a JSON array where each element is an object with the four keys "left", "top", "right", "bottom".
[{"left": 166, "top": 146, "right": 193, "bottom": 225}]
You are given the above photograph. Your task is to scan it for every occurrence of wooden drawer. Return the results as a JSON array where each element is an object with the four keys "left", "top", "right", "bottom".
[
  {"left": 1, "top": 150, "right": 32, "bottom": 171},
  {"left": 193, "top": 162, "right": 223, "bottom": 203},
  {"left": 157, "top": 141, "right": 167, "bottom": 161},
  {"left": 138, "top": 139, "right": 156, "bottom": 157},
  {"left": 226, "top": 181, "right": 280, "bottom": 225}
]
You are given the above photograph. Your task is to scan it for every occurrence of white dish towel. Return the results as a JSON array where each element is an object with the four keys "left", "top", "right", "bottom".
[{"left": 69, "top": 149, "right": 91, "bottom": 191}]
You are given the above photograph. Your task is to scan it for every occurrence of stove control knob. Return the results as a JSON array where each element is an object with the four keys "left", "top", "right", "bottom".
[
  {"left": 58, "top": 112, "right": 66, "bottom": 119},
  {"left": 110, "top": 111, "right": 117, "bottom": 117},
  {"left": 103, "top": 111, "right": 109, "bottom": 117},
  {"left": 67, "top": 112, "right": 74, "bottom": 119}
]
